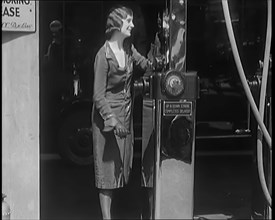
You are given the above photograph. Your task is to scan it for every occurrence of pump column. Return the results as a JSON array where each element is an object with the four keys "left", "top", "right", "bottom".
[{"left": 153, "top": 0, "right": 199, "bottom": 219}]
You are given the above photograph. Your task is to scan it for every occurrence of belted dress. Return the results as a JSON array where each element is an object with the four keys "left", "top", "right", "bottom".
[{"left": 92, "top": 41, "right": 149, "bottom": 189}]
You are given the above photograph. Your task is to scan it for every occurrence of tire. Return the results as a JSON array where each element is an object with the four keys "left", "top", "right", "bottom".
[{"left": 57, "top": 102, "right": 93, "bottom": 165}]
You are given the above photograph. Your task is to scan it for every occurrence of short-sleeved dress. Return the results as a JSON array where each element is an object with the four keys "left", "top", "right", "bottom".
[{"left": 92, "top": 41, "right": 149, "bottom": 189}]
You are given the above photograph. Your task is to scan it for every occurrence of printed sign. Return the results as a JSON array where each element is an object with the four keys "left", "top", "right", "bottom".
[
  {"left": 163, "top": 101, "right": 192, "bottom": 116},
  {"left": 2, "top": 0, "right": 36, "bottom": 32}
]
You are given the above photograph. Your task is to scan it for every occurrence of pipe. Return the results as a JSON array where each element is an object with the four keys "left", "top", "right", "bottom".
[
  {"left": 221, "top": 0, "right": 271, "bottom": 148},
  {"left": 221, "top": 0, "right": 272, "bottom": 207}
]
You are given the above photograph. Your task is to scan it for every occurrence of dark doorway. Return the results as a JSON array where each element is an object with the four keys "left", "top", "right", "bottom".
[{"left": 39, "top": 1, "right": 267, "bottom": 219}]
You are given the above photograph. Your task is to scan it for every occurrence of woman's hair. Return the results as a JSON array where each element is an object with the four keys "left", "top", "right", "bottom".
[{"left": 105, "top": 6, "right": 133, "bottom": 39}]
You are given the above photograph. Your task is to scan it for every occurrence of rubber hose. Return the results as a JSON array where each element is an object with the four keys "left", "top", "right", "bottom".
[
  {"left": 221, "top": 0, "right": 272, "bottom": 207},
  {"left": 256, "top": 0, "right": 272, "bottom": 207},
  {"left": 221, "top": 0, "right": 271, "bottom": 148}
]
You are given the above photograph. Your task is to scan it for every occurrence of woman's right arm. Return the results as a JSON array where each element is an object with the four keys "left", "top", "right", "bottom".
[{"left": 93, "top": 51, "right": 118, "bottom": 131}]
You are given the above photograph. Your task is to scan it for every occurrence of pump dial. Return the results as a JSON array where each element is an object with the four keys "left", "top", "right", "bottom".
[{"left": 163, "top": 70, "right": 185, "bottom": 97}]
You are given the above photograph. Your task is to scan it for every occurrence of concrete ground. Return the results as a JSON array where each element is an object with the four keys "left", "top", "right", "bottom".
[{"left": 40, "top": 141, "right": 255, "bottom": 220}]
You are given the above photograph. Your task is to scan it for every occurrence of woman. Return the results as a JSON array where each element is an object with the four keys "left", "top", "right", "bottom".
[{"left": 91, "top": 5, "right": 152, "bottom": 219}]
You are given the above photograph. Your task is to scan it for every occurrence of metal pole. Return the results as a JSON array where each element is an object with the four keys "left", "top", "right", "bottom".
[{"left": 153, "top": 99, "right": 162, "bottom": 219}]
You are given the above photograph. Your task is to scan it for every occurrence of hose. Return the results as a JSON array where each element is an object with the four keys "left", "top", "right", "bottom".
[
  {"left": 221, "top": 0, "right": 271, "bottom": 148},
  {"left": 256, "top": 0, "right": 272, "bottom": 207},
  {"left": 221, "top": 0, "right": 272, "bottom": 207}
]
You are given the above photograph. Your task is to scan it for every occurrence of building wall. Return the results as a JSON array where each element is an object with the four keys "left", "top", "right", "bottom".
[{"left": 2, "top": 2, "right": 40, "bottom": 219}]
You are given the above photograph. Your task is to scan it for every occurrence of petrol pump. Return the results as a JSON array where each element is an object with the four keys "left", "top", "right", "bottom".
[{"left": 135, "top": 0, "right": 199, "bottom": 218}]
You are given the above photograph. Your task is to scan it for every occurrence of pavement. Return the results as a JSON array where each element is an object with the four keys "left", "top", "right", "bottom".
[{"left": 40, "top": 141, "right": 255, "bottom": 220}]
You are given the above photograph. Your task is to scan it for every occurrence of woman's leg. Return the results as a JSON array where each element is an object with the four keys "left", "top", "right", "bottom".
[
  {"left": 99, "top": 189, "right": 113, "bottom": 219},
  {"left": 141, "top": 187, "right": 154, "bottom": 219},
  {"left": 148, "top": 188, "right": 154, "bottom": 219}
]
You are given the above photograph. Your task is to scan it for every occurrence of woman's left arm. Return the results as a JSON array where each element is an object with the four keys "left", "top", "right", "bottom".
[{"left": 131, "top": 44, "right": 152, "bottom": 70}]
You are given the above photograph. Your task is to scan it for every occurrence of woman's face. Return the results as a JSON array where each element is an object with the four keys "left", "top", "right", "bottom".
[{"left": 120, "top": 14, "right": 134, "bottom": 37}]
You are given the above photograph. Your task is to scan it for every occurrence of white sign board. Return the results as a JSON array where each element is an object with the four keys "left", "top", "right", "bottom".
[{"left": 2, "top": 0, "right": 36, "bottom": 32}]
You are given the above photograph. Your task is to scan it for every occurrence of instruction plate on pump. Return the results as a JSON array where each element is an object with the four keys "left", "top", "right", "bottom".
[{"left": 163, "top": 101, "right": 192, "bottom": 116}]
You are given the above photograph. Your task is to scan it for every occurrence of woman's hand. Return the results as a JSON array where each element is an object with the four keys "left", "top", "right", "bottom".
[
  {"left": 114, "top": 122, "right": 130, "bottom": 138},
  {"left": 103, "top": 115, "right": 118, "bottom": 132}
]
